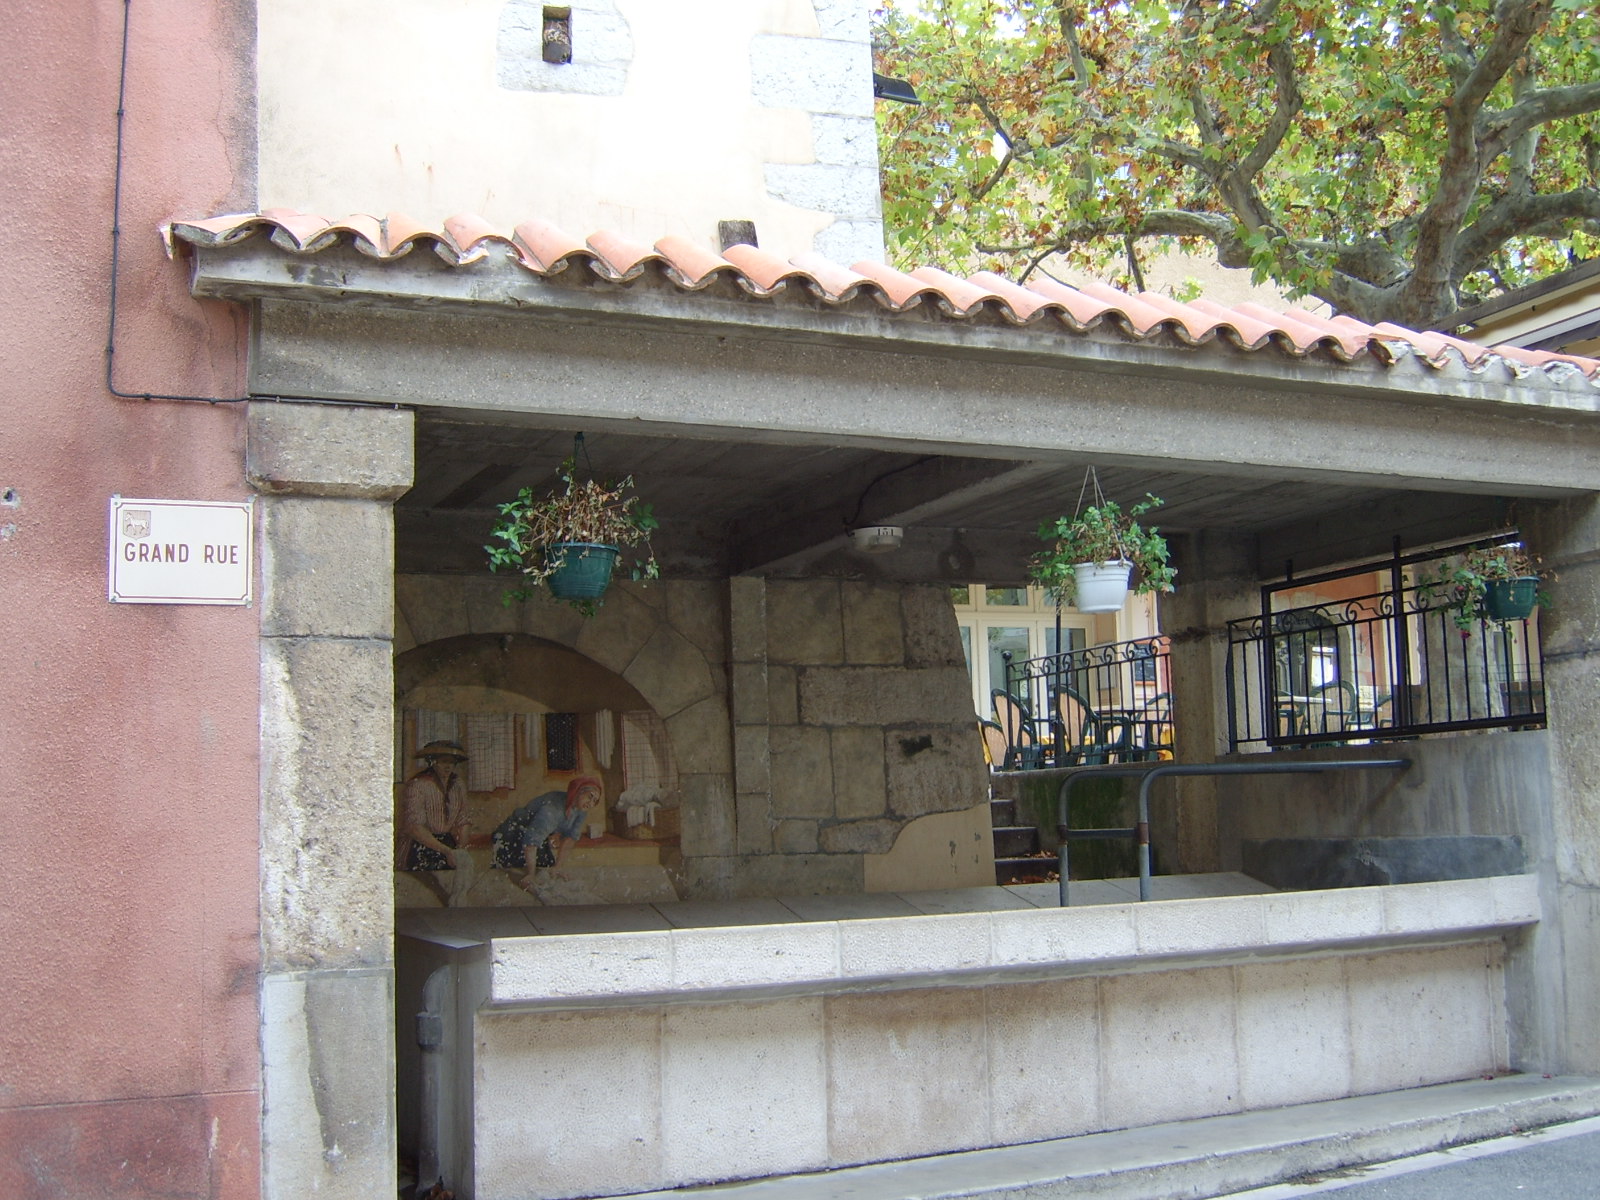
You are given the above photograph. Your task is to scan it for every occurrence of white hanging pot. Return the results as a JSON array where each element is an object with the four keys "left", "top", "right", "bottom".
[{"left": 1073, "top": 560, "right": 1132, "bottom": 613}]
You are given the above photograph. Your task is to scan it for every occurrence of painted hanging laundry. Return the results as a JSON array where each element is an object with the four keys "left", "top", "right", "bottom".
[
  {"left": 621, "top": 709, "right": 675, "bottom": 792},
  {"left": 594, "top": 708, "right": 616, "bottom": 768},
  {"left": 465, "top": 713, "right": 516, "bottom": 791},
  {"left": 520, "top": 712, "right": 542, "bottom": 761},
  {"left": 414, "top": 708, "right": 460, "bottom": 748}
]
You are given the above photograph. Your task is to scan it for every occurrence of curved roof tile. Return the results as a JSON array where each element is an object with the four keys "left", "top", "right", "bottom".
[{"left": 161, "top": 209, "right": 1600, "bottom": 383}]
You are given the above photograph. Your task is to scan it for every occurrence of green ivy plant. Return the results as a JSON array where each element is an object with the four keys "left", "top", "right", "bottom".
[
  {"left": 1416, "top": 542, "right": 1547, "bottom": 632},
  {"left": 1029, "top": 494, "right": 1176, "bottom": 604},
  {"left": 485, "top": 455, "right": 660, "bottom": 613}
]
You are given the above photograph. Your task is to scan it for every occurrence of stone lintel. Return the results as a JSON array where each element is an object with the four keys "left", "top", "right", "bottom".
[{"left": 248, "top": 399, "right": 415, "bottom": 500}]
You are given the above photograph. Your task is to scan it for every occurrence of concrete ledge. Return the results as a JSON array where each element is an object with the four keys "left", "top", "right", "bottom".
[
  {"left": 616, "top": 1074, "right": 1600, "bottom": 1200},
  {"left": 487, "top": 875, "right": 1539, "bottom": 1010}
]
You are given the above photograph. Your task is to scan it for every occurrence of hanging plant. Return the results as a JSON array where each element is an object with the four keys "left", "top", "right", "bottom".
[
  {"left": 1029, "top": 490, "right": 1176, "bottom": 613},
  {"left": 1417, "top": 542, "right": 1548, "bottom": 632},
  {"left": 486, "top": 450, "right": 659, "bottom": 615}
]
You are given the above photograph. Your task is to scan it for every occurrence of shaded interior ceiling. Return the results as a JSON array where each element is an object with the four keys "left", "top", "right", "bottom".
[{"left": 397, "top": 411, "right": 1517, "bottom": 585}]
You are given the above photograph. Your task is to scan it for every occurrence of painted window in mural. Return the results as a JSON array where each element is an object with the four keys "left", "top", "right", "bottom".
[{"left": 545, "top": 712, "right": 579, "bottom": 771}]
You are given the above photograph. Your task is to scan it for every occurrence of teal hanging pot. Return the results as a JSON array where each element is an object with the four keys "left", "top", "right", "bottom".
[
  {"left": 1483, "top": 577, "right": 1538, "bottom": 622},
  {"left": 544, "top": 542, "right": 620, "bottom": 600}
]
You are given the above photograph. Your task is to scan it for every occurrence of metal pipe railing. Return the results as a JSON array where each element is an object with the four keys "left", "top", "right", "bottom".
[{"left": 1056, "top": 758, "right": 1411, "bottom": 905}]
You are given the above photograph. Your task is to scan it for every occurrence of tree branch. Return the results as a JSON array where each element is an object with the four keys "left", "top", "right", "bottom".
[
  {"left": 1454, "top": 188, "right": 1600, "bottom": 281},
  {"left": 1053, "top": 1, "right": 1092, "bottom": 86},
  {"left": 1434, "top": 4, "right": 1475, "bottom": 87},
  {"left": 1235, "top": 35, "right": 1302, "bottom": 183},
  {"left": 1483, "top": 80, "right": 1600, "bottom": 161},
  {"left": 1398, "top": 0, "right": 1551, "bottom": 323},
  {"left": 965, "top": 90, "right": 1019, "bottom": 203}
]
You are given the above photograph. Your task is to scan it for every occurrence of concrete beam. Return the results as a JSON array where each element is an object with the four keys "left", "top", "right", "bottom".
[
  {"left": 194, "top": 244, "right": 1600, "bottom": 416},
  {"left": 242, "top": 298, "right": 1600, "bottom": 499}
]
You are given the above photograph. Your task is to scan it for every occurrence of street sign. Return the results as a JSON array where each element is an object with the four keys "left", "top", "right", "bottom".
[{"left": 108, "top": 496, "right": 253, "bottom": 605}]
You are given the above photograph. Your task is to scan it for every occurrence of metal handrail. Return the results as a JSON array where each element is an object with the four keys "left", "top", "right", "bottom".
[{"left": 1055, "top": 758, "right": 1410, "bottom": 905}]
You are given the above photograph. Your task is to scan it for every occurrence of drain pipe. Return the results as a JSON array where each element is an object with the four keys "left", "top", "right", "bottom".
[{"left": 416, "top": 966, "right": 454, "bottom": 1194}]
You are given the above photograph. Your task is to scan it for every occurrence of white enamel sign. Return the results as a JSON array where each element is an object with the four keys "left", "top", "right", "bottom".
[{"left": 109, "top": 497, "right": 253, "bottom": 605}]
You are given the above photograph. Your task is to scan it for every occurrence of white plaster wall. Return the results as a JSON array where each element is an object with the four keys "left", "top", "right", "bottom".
[{"left": 258, "top": 0, "right": 883, "bottom": 261}]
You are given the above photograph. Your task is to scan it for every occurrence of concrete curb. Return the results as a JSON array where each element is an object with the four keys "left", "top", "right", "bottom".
[{"left": 618, "top": 1075, "right": 1600, "bottom": 1200}]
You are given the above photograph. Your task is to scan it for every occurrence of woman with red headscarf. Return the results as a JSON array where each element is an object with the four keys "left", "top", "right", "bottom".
[{"left": 491, "top": 776, "right": 603, "bottom": 890}]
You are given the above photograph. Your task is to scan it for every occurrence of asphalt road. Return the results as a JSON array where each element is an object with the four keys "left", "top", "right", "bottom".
[{"left": 1221, "top": 1117, "right": 1600, "bottom": 1199}]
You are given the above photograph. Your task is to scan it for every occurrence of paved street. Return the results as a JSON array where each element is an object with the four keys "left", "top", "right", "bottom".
[{"left": 1221, "top": 1116, "right": 1600, "bottom": 1198}]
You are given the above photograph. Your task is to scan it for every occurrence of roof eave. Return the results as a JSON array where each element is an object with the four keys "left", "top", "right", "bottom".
[{"left": 186, "top": 241, "right": 1600, "bottom": 417}]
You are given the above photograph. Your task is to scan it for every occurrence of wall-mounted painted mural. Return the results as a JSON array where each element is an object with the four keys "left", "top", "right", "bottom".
[{"left": 394, "top": 634, "right": 682, "bottom": 908}]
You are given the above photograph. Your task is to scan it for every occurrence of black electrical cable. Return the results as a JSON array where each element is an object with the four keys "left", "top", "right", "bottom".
[
  {"left": 105, "top": 0, "right": 247, "bottom": 404},
  {"left": 104, "top": 0, "right": 360, "bottom": 409}
]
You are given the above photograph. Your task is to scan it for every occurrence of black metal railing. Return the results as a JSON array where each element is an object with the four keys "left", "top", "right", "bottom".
[
  {"left": 998, "top": 637, "right": 1172, "bottom": 768},
  {"left": 1226, "top": 538, "right": 1545, "bottom": 752}
]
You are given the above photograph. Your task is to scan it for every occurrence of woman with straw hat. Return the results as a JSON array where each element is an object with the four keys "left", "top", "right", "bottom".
[{"left": 400, "top": 740, "right": 469, "bottom": 870}]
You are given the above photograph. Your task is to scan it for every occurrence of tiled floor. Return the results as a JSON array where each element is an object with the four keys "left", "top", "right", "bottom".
[{"left": 395, "top": 872, "right": 1276, "bottom": 942}]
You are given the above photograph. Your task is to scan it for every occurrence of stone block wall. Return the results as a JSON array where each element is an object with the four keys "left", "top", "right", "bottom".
[
  {"left": 717, "top": 579, "right": 988, "bottom": 895},
  {"left": 448, "top": 875, "right": 1531, "bottom": 1198},
  {"left": 394, "top": 575, "right": 987, "bottom": 900}
]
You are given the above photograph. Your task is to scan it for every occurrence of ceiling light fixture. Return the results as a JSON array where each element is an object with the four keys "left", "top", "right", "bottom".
[{"left": 849, "top": 525, "right": 905, "bottom": 554}]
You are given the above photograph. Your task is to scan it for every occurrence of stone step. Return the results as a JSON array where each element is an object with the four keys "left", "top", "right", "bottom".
[
  {"left": 987, "top": 798, "right": 1018, "bottom": 828},
  {"left": 617, "top": 1075, "right": 1600, "bottom": 1200},
  {"left": 991, "top": 826, "right": 1040, "bottom": 858},
  {"left": 994, "top": 855, "right": 1057, "bottom": 886},
  {"left": 988, "top": 772, "right": 1024, "bottom": 801}
]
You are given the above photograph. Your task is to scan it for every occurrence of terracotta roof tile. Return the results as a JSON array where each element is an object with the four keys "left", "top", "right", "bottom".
[
  {"left": 1185, "top": 298, "right": 1288, "bottom": 351},
  {"left": 720, "top": 243, "right": 813, "bottom": 295},
  {"left": 582, "top": 229, "right": 660, "bottom": 281},
  {"left": 788, "top": 252, "right": 877, "bottom": 303},
  {"left": 652, "top": 235, "right": 739, "bottom": 290},
  {"left": 908, "top": 266, "right": 1006, "bottom": 318},
  {"left": 441, "top": 213, "right": 505, "bottom": 261},
  {"left": 1135, "top": 292, "right": 1242, "bottom": 346},
  {"left": 1020, "top": 276, "right": 1125, "bottom": 332},
  {"left": 968, "top": 271, "right": 1060, "bottom": 322},
  {"left": 161, "top": 209, "right": 1600, "bottom": 384},
  {"left": 845, "top": 260, "right": 939, "bottom": 310},
  {"left": 1074, "top": 281, "right": 1181, "bottom": 338},
  {"left": 511, "top": 218, "right": 589, "bottom": 274}
]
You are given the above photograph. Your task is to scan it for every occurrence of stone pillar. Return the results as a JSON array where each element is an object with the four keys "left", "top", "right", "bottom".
[
  {"left": 1516, "top": 495, "right": 1600, "bottom": 1073},
  {"left": 1158, "top": 531, "right": 1259, "bottom": 873},
  {"left": 729, "top": 576, "right": 774, "bottom": 858},
  {"left": 248, "top": 401, "right": 415, "bottom": 1200}
]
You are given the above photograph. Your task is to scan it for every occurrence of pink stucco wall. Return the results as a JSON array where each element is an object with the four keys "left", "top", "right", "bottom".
[{"left": 0, "top": 2, "right": 261, "bottom": 1195}]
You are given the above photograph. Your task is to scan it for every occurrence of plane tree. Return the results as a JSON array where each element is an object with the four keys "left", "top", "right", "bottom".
[{"left": 874, "top": 0, "right": 1600, "bottom": 329}]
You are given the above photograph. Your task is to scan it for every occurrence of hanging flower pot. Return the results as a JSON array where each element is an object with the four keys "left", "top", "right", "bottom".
[
  {"left": 1416, "top": 541, "right": 1547, "bottom": 631},
  {"left": 1029, "top": 479, "right": 1176, "bottom": 613},
  {"left": 486, "top": 436, "right": 659, "bottom": 616},
  {"left": 1483, "top": 576, "right": 1539, "bottom": 622},
  {"left": 1071, "top": 560, "right": 1133, "bottom": 613},
  {"left": 544, "top": 542, "right": 621, "bottom": 600}
]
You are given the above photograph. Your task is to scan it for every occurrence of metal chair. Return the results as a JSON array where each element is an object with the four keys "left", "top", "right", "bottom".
[
  {"left": 979, "top": 719, "right": 1009, "bottom": 770},
  {"left": 1052, "top": 687, "right": 1136, "bottom": 766},
  {"left": 991, "top": 690, "right": 1044, "bottom": 769}
]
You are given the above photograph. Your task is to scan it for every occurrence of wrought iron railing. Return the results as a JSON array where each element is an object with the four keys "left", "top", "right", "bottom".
[
  {"left": 998, "top": 637, "right": 1172, "bottom": 768},
  {"left": 1226, "top": 538, "right": 1545, "bottom": 752}
]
